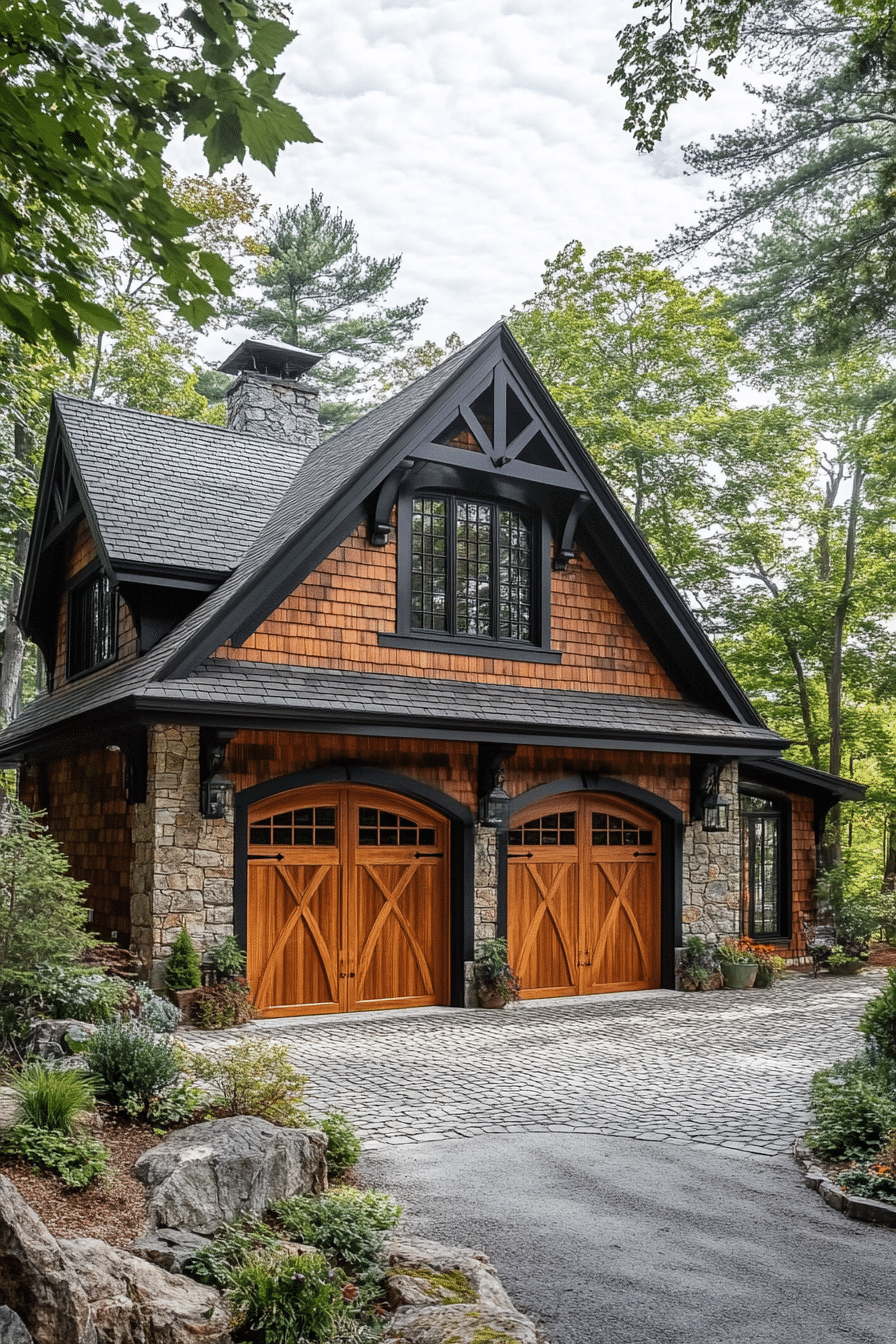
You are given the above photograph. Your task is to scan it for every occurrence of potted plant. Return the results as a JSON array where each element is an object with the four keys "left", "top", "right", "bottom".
[
  {"left": 714, "top": 938, "right": 758, "bottom": 990},
  {"left": 474, "top": 938, "right": 521, "bottom": 1009},
  {"left": 165, "top": 926, "right": 202, "bottom": 1016},
  {"left": 678, "top": 935, "right": 722, "bottom": 991},
  {"left": 827, "top": 944, "right": 867, "bottom": 976},
  {"left": 742, "top": 939, "right": 788, "bottom": 988}
]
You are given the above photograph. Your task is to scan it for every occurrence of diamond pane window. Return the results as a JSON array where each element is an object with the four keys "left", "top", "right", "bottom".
[
  {"left": 250, "top": 806, "right": 336, "bottom": 847},
  {"left": 358, "top": 807, "right": 436, "bottom": 846},
  {"left": 508, "top": 811, "right": 576, "bottom": 847},
  {"left": 411, "top": 495, "right": 532, "bottom": 644},
  {"left": 591, "top": 813, "right": 652, "bottom": 846}
]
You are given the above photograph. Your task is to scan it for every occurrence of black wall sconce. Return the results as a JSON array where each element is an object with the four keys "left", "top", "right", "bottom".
[
  {"left": 699, "top": 761, "right": 731, "bottom": 832},
  {"left": 200, "top": 773, "right": 233, "bottom": 820},
  {"left": 477, "top": 742, "right": 516, "bottom": 831},
  {"left": 199, "top": 727, "right": 236, "bottom": 819},
  {"left": 481, "top": 781, "right": 511, "bottom": 830}
]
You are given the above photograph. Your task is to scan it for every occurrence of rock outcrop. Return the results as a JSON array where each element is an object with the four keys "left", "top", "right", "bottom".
[
  {"left": 0, "top": 1174, "right": 230, "bottom": 1343},
  {"left": 385, "top": 1304, "right": 538, "bottom": 1343},
  {"left": 0, "top": 1307, "right": 33, "bottom": 1343},
  {"left": 134, "top": 1114, "right": 328, "bottom": 1235}
]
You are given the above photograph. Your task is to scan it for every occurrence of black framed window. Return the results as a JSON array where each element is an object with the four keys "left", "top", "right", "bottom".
[
  {"left": 67, "top": 572, "right": 117, "bottom": 677},
  {"left": 410, "top": 494, "right": 532, "bottom": 642},
  {"left": 740, "top": 793, "right": 786, "bottom": 937}
]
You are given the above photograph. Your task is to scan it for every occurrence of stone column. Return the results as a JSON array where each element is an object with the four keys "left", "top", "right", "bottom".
[
  {"left": 680, "top": 761, "right": 741, "bottom": 948},
  {"left": 465, "top": 823, "right": 500, "bottom": 1006},
  {"left": 130, "top": 725, "right": 235, "bottom": 989}
]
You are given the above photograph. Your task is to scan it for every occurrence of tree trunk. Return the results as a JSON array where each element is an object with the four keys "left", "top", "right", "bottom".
[
  {"left": 0, "top": 422, "right": 32, "bottom": 727},
  {"left": 823, "top": 466, "right": 864, "bottom": 869}
]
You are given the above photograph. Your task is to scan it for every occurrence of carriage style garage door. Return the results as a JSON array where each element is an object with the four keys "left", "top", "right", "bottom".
[
  {"left": 508, "top": 794, "right": 661, "bottom": 997},
  {"left": 247, "top": 786, "right": 449, "bottom": 1017}
]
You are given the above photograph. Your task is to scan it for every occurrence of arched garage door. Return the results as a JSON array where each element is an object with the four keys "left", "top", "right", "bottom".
[
  {"left": 247, "top": 785, "right": 449, "bottom": 1017},
  {"left": 508, "top": 793, "right": 661, "bottom": 997}
]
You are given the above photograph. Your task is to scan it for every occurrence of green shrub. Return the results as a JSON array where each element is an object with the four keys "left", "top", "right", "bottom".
[
  {"left": 135, "top": 983, "right": 181, "bottom": 1033},
  {"left": 186, "top": 1038, "right": 309, "bottom": 1126},
  {"left": 7, "top": 1122, "right": 109, "bottom": 1188},
  {"left": 320, "top": 1110, "right": 362, "bottom": 1179},
  {"left": 0, "top": 801, "right": 92, "bottom": 1000},
  {"left": 859, "top": 968, "right": 896, "bottom": 1062},
  {"left": 209, "top": 935, "right": 246, "bottom": 981},
  {"left": 226, "top": 1248, "right": 349, "bottom": 1344},
  {"left": 165, "top": 927, "right": 201, "bottom": 992},
  {"left": 192, "top": 978, "right": 256, "bottom": 1030},
  {"left": 29, "top": 964, "right": 131, "bottom": 1024},
  {"left": 8, "top": 1060, "right": 96, "bottom": 1133},
  {"left": 188, "top": 1214, "right": 283, "bottom": 1288},
  {"left": 272, "top": 1187, "right": 401, "bottom": 1278},
  {"left": 838, "top": 1163, "right": 896, "bottom": 1203},
  {"left": 807, "top": 1054, "right": 896, "bottom": 1161},
  {"left": 85, "top": 1022, "right": 180, "bottom": 1118}
]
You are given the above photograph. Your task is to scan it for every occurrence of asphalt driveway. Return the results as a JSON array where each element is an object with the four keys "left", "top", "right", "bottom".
[{"left": 208, "top": 972, "right": 892, "bottom": 1343}]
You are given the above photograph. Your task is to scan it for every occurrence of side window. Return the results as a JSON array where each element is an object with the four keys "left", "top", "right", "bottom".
[
  {"left": 740, "top": 793, "right": 785, "bottom": 937},
  {"left": 67, "top": 572, "right": 117, "bottom": 677}
]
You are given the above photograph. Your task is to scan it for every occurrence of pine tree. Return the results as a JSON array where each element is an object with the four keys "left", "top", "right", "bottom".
[{"left": 165, "top": 927, "right": 202, "bottom": 992}]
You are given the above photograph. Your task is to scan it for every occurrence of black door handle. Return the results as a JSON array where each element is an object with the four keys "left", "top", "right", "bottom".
[
  {"left": 634, "top": 851, "right": 656, "bottom": 857},
  {"left": 414, "top": 851, "right": 444, "bottom": 858},
  {"left": 509, "top": 851, "right": 533, "bottom": 858},
  {"left": 248, "top": 853, "right": 284, "bottom": 861}
]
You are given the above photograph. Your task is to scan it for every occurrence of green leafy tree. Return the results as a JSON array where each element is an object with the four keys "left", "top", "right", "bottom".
[
  {"left": 0, "top": 0, "right": 316, "bottom": 358},
  {"left": 377, "top": 332, "right": 464, "bottom": 398},
  {"left": 0, "top": 801, "right": 91, "bottom": 999},
  {"left": 241, "top": 192, "right": 426, "bottom": 432}
]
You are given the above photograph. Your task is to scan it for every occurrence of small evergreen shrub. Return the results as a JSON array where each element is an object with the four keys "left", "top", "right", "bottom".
[
  {"left": 29, "top": 964, "right": 131, "bottom": 1024},
  {"left": 226, "top": 1248, "right": 349, "bottom": 1344},
  {"left": 209, "top": 935, "right": 246, "bottom": 981},
  {"left": 320, "top": 1110, "right": 362, "bottom": 1178},
  {"left": 7, "top": 1123, "right": 109, "bottom": 1188},
  {"left": 272, "top": 1187, "right": 401, "bottom": 1278},
  {"left": 165, "top": 927, "right": 201, "bottom": 992},
  {"left": 85, "top": 1022, "right": 180, "bottom": 1118},
  {"left": 135, "top": 982, "right": 181, "bottom": 1033},
  {"left": 807, "top": 1054, "right": 896, "bottom": 1161},
  {"left": 9, "top": 1059, "right": 96, "bottom": 1133},
  {"left": 186, "top": 1038, "right": 309, "bottom": 1125},
  {"left": 859, "top": 968, "right": 896, "bottom": 1062}
]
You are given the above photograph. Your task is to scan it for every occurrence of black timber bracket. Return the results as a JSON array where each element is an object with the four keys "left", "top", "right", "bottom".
[
  {"left": 369, "top": 458, "right": 415, "bottom": 546},
  {"left": 690, "top": 757, "right": 729, "bottom": 824},
  {"left": 477, "top": 742, "right": 517, "bottom": 810},
  {"left": 113, "top": 728, "right": 149, "bottom": 807},
  {"left": 553, "top": 494, "right": 591, "bottom": 570},
  {"left": 200, "top": 727, "right": 237, "bottom": 785}
]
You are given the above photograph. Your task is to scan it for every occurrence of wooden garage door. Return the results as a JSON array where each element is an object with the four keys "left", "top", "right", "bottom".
[
  {"left": 247, "top": 786, "right": 449, "bottom": 1017},
  {"left": 508, "top": 795, "right": 660, "bottom": 998}
]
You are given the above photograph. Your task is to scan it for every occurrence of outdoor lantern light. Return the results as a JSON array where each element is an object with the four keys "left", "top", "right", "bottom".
[
  {"left": 200, "top": 773, "right": 232, "bottom": 820},
  {"left": 701, "top": 792, "right": 731, "bottom": 832},
  {"left": 482, "top": 782, "right": 511, "bottom": 830}
]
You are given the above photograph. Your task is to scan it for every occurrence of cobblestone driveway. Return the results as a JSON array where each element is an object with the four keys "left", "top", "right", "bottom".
[{"left": 209, "top": 972, "right": 884, "bottom": 1158}]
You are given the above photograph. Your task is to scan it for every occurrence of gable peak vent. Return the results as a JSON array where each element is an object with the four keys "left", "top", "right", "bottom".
[{"left": 219, "top": 339, "right": 323, "bottom": 450}]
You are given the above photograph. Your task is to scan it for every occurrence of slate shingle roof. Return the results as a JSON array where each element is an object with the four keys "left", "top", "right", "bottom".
[
  {"left": 0, "top": 654, "right": 786, "bottom": 758},
  {"left": 55, "top": 393, "right": 308, "bottom": 573}
]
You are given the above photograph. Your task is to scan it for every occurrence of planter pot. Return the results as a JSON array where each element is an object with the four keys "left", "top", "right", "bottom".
[
  {"left": 477, "top": 988, "right": 507, "bottom": 1010},
  {"left": 828, "top": 959, "right": 866, "bottom": 976},
  {"left": 754, "top": 965, "right": 777, "bottom": 988},
  {"left": 680, "top": 972, "right": 723, "bottom": 992},
  {"left": 168, "top": 988, "right": 203, "bottom": 1020},
  {"left": 720, "top": 962, "right": 758, "bottom": 990}
]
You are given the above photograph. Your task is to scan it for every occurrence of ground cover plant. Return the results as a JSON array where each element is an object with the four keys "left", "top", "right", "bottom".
[{"left": 28, "top": 964, "right": 131, "bottom": 1024}]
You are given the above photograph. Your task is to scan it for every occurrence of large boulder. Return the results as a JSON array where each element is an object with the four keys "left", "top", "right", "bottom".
[
  {"left": 0, "top": 1308, "right": 33, "bottom": 1343},
  {"left": 384, "top": 1236, "right": 516, "bottom": 1312},
  {"left": 385, "top": 1304, "right": 538, "bottom": 1343},
  {"left": 0, "top": 1173, "right": 230, "bottom": 1344},
  {"left": 59, "top": 1237, "right": 230, "bottom": 1343},
  {"left": 129, "top": 1228, "right": 212, "bottom": 1276},
  {"left": 0, "top": 1174, "right": 96, "bottom": 1344},
  {"left": 134, "top": 1115, "right": 328, "bottom": 1235},
  {"left": 25, "top": 1020, "right": 96, "bottom": 1060}
]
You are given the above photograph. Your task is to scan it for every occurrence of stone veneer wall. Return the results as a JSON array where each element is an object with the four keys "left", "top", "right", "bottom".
[
  {"left": 465, "top": 823, "right": 499, "bottom": 1005},
  {"left": 225, "top": 372, "right": 320, "bottom": 450},
  {"left": 680, "top": 761, "right": 741, "bottom": 944},
  {"left": 130, "top": 725, "right": 234, "bottom": 988}
]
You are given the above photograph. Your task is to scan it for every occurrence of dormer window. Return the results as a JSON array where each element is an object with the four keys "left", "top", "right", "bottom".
[
  {"left": 67, "top": 571, "right": 117, "bottom": 677},
  {"left": 411, "top": 495, "right": 532, "bottom": 640}
]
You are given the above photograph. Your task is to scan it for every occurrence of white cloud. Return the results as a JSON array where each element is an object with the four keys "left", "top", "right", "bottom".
[{"left": 178, "top": 0, "right": 764, "bottom": 358}]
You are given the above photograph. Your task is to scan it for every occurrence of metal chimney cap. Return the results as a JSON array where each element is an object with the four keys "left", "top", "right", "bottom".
[{"left": 217, "top": 338, "right": 323, "bottom": 381}]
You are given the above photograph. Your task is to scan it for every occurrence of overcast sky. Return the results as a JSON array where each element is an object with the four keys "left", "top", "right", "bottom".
[{"left": 177, "top": 0, "right": 762, "bottom": 351}]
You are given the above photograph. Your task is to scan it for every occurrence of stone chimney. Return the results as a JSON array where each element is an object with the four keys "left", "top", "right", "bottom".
[{"left": 218, "top": 338, "right": 322, "bottom": 452}]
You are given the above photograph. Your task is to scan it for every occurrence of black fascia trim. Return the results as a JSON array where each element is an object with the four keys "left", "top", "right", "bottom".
[
  {"left": 154, "top": 332, "right": 507, "bottom": 681},
  {"left": 112, "top": 566, "right": 223, "bottom": 593},
  {"left": 740, "top": 758, "right": 865, "bottom": 803},
  {"left": 63, "top": 555, "right": 103, "bottom": 592},
  {"left": 232, "top": 765, "right": 475, "bottom": 1009},
  {"left": 393, "top": 488, "right": 554, "bottom": 657}
]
